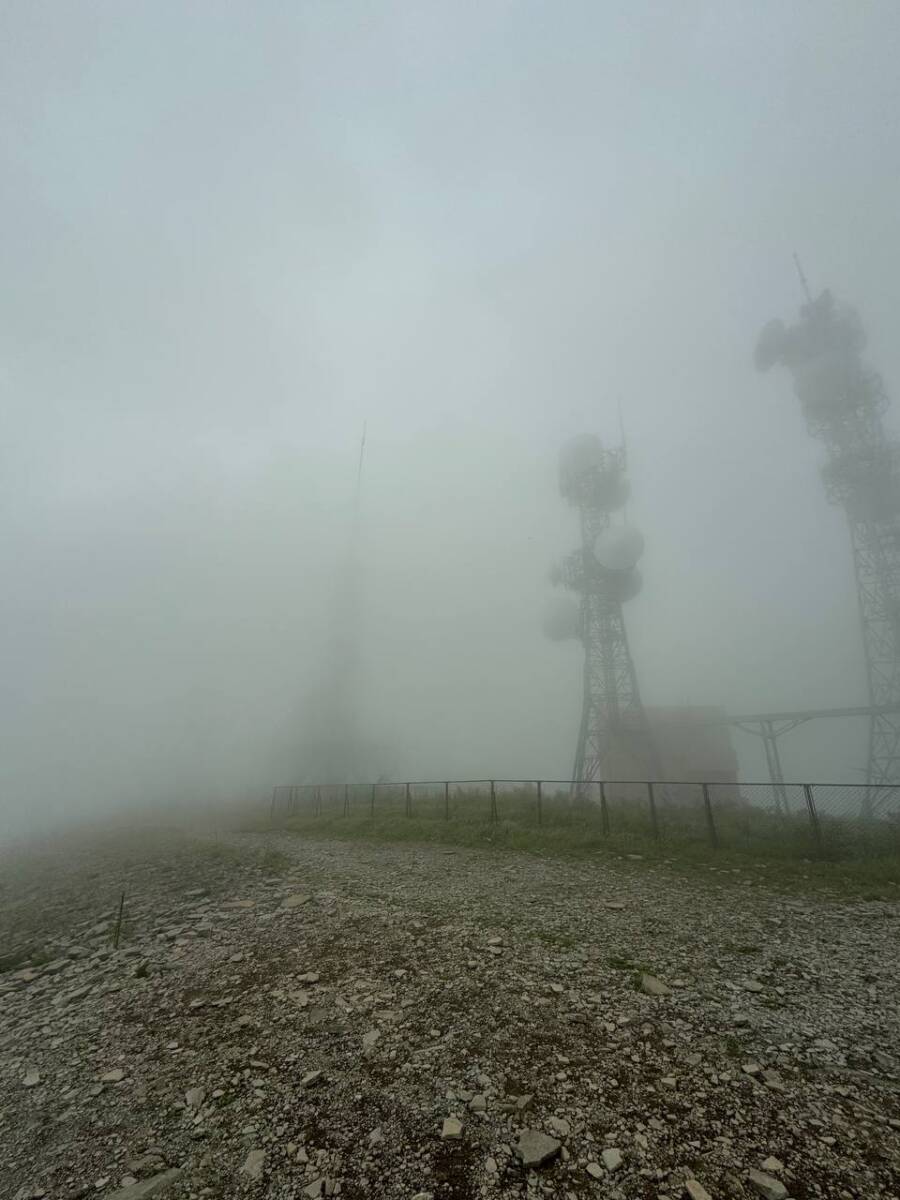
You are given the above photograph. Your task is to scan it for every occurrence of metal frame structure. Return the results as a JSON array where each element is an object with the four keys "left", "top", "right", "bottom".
[
  {"left": 660, "top": 703, "right": 900, "bottom": 815},
  {"left": 756, "top": 284, "right": 900, "bottom": 816},
  {"left": 550, "top": 438, "right": 664, "bottom": 792}
]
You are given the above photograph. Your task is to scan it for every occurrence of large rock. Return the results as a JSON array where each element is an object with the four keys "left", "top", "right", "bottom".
[
  {"left": 241, "top": 1149, "right": 266, "bottom": 1181},
  {"left": 602, "top": 1148, "right": 623, "bottom": 1172},
  {"left": 107, "top": 1170, "right": 183, "bottom": 1200},
  {"left": 747, "top": 1168, "right": 788, "bottom": 1200},
  {"left": 639, "top": 974, "right": 671, "bottom": 997},
  {"left": 515, "top": 1128, "right": 561, "bottom": 1167},
  {"left": 685, "top": 1180, "right": 713, "bottom": 1200}
]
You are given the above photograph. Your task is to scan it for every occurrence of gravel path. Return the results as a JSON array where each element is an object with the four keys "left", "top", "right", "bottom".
[{"left": 1, "top": 829, "right": 898, "bottom": 1200}]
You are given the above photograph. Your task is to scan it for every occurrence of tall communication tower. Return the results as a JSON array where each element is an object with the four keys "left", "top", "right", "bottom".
[
  {"left": 544, "top": 435, "right": 662, "bottom": 790},
  {"left": 756, "top": 283, "right": 900, "bottom": 815}
]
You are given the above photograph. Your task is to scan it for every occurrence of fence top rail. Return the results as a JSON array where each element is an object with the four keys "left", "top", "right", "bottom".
[{"left": 273, "top": 778, "right": 900, "bottom": 791}]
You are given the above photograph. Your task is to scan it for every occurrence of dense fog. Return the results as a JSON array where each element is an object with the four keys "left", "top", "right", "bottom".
[{"left": 3, "top": 2, "right": 900, "bottom": 838}]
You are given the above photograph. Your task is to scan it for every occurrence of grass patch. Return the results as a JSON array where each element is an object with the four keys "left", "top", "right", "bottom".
[{"left": 253, "top": 789, "right": 900, "bottom": 900}]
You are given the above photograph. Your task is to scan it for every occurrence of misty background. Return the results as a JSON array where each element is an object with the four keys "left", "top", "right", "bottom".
[{"left": 3, "top": 2, "right": 900, "bottom": 839}]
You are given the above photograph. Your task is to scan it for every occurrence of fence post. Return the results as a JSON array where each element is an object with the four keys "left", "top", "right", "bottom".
[
  {"left": 270, "top": 787, "right": 278, "bottom": 824},
  {"left": 112, "top": 890, "right": 126, "bottom": 950},
  {"left": 599, "top": 781, "right": 609, "bottom": 836},
  {"left": 490, "top": 780, "right": 498, "bottom": 823},
  {"left": 344, "top": 783, "right": 349, "bottom": 816},
  {"left": 536, "top": 780, "right": 542, "bottom": 826},
  {"left": 444, "top": 781, "right": 450, "bottom": 821},
  {"left": 370, "top": 784, "right": 375, "bottom": 818},
  {"left": 647, "top": 782, "right": 659, "bottom": 840},
  {"left": 290, "top": 784, "right": 297, "bottom": 815},
  {"left": 405, "top": 781, "right": 411, "bottom": 817},
  {"left": 803, "top": 783, "right": 824, "bottom": 855},
  {"left": 702, "top": 782, "right": 718, "bottom": 849}
]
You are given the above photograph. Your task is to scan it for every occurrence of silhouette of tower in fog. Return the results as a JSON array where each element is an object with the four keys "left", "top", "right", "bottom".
[
  {"left": 756, "top": 285, "right": 900, "bottom": 814},
  {"left": 544, "top": 435, "right": 663, "bottom": 790}
]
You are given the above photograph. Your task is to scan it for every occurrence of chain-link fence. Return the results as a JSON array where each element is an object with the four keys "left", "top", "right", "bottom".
[{"left": 269, "top": 779, "right": 900, "bottom": 860}]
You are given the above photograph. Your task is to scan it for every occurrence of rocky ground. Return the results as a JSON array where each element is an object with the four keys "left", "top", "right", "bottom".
[{"left": 1, "top": 827, "right": 898, "bottom": 1200}]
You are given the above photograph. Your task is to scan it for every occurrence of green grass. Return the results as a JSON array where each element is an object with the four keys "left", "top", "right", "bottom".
[{"left": 247, "top": 788, "right": 900, "bottom": 900}]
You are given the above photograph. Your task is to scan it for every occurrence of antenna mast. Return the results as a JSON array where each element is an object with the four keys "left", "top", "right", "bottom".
[
  {"left": 792, "top": 252, "right": 812, "bottom": 303},
  {"left": 755, "top": 285, "right": 900, "bottom": 817},
  {"left": 546, "top": 435, "right": 664, "bottom": 792}
]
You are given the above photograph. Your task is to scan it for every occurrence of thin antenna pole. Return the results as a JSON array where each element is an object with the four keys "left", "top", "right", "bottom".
[
  {"left": 617, "top": 400, "right": 627, "bottom": 462},
  {"left": 355, "top": 421, "right": 367, "bottom": 504},
  {"left": 618, "top": 401, "right": 629, "bottom": 523},
  {"left": 793, "top": 252, "right": 812, "bottom": 303}
]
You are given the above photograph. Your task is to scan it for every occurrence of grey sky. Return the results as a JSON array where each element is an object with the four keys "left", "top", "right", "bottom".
[{"left": 3, "top": 2, "right": 900, "bottom": 834}]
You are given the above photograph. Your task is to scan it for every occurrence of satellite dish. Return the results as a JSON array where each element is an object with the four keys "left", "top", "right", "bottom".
[
  {"left": 541, "top": 596, "right": 582, "bottom": 641},
  {"left": 593, "top": 525, "right": 644, "bottom": 572},
  {"left": 602, "top": 567, "right": 642, "bottom": 603}
]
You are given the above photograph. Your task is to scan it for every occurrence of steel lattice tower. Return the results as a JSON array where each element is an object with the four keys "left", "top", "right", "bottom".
[
  {"left": 544, "top": 436, "right": 664, "bottom": 791},
  {"left": 756, "top": 285, "right": 900, "bottom": 815}
]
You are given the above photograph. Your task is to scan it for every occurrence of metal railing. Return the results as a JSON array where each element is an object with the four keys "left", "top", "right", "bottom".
[{"left": 268, "top": 779, "right": 900, "bottom": 861}]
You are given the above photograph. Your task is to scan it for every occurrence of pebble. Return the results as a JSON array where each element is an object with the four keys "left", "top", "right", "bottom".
[{"left": 441, "top": 1117, "right": 463, "bottom": 1140}]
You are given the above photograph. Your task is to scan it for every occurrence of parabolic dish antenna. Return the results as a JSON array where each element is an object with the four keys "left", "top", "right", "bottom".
[
  {"left": 596, "top": 566, "right": 642, "bottom": 603},
  {"left": 593, "top": 525, "right": 644, "bottom": 572}
]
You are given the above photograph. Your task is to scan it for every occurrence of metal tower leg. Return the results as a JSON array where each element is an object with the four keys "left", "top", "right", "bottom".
[{"left": 761, "top": 721, "right": 789, "bottom": 815}]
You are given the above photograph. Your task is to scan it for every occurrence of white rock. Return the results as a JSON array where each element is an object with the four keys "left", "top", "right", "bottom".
[
  {"left": 441, "top": 1117, "right": 463, "bottom": 1140},
  {"left": 515, "top": 1129, "right": 561, "bottom": 1167},
  {"left": 241, "top": 1149, "right": 266, "bottom": 1181},
  {"left": 639, "top": 974, "right": 670, "bottom": 997},
  {"left": 685, "top": 1180, "right": 713, "bottom": 1200},
  {"left": 23, "top": 1069, "right": 40, "bottom": 1088},
  {"left": 185, "top": 1087, "right": 206, "bottom": 1109},
  {"left": 746, "top": 1168, "right": 788, "bottom": 1200},
  {"left": 601, "top": 1148, "right": 623, "bottom": 1172}
]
